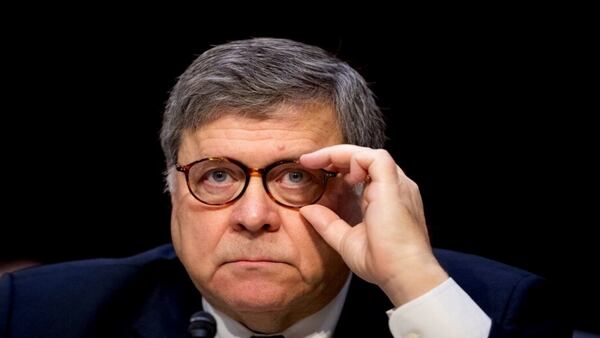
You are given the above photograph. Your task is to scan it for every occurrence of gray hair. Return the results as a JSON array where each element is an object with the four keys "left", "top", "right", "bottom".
[{"left": 160, "top": 37, "right": 386, "bottom": 171}]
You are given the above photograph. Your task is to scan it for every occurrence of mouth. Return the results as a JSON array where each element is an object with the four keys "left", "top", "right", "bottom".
[{"left": 222, "top": 258, "right": 288, "bottom": 267}]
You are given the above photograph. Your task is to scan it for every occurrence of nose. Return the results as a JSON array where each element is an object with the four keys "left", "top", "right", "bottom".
[{"left": 230, "top": 176, "right": 281, "bottom": 233}]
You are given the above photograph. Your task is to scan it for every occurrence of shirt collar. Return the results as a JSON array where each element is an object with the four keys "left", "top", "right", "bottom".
[{"left": 202, "top": 274, "right": 352, "bottom": 338}]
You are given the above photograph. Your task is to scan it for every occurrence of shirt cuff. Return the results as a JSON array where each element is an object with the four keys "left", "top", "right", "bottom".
[{"left": 386, "top": 278, "right": 491, "bottom": 338}]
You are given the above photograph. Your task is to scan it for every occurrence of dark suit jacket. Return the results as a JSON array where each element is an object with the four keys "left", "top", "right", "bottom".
[{"left": 0, "top": 244, "right": 571, "bottom": 338}]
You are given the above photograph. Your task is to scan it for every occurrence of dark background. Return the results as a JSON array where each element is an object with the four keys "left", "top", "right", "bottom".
[{"left": 1, "top": 11, "right": 597, "bottom": 333}]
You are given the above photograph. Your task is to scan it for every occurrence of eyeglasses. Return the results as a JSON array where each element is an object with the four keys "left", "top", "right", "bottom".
[{"left": 175, "top": 157, "right": 337, "bottom": 208}]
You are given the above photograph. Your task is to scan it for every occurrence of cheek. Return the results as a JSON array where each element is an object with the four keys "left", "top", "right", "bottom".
[
  {"left": 171, "top": 198, "right": 229, "bottom": 281},
  {"left": 288, "top": 210, "right": 347, "bottom": 284}
]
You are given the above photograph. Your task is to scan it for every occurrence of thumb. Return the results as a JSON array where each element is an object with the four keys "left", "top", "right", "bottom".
[{"left": 300, "top": 205, "right": 351, "bottom": 253}]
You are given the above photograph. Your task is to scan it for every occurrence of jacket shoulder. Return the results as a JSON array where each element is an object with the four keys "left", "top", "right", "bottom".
[
  {"left": 434, "top": 248, "right": 540, "bottom": 314},
  {"left": 435, "top": 248, "right": 534, "bottom": 288},
  {"left": 0, "top": 244, "right": 182, "bottom": 338},
  {"left": 434, "top": 249, "right": 572, "bottom": 337}
]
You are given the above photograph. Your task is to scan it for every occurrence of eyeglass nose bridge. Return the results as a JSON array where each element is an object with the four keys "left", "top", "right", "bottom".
[
  {"left": 240, "top": 167, "right": 273, "bottom": 202},
  {"left": 247, "top": 168, "right": 264, "bottom": 177}
]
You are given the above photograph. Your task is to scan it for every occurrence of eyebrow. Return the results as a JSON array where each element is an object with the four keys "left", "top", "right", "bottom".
[
  {"left": 192, "top": 153, "right": 302, "bottom": 167},
  {"left": 220, "top": 156, "right": 301, "bottom": 168}
]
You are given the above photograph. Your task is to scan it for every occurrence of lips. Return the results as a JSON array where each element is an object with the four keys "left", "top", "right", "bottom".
[
  {"left": 216, "top": 245, "right": 292, "bottom": 267},
  {"left": 225, "top": 258, "right": 284, "bottom": 264},
  {"left": 222, "top": 257, "right": 290, "bottom": 266}
]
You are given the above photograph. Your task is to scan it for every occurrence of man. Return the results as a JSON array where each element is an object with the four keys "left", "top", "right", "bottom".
[{"left": 0, "top": 38, "right": 571, "bottom": 337}]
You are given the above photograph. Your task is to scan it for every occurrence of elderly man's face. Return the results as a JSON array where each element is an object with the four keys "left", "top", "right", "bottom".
[{"left": 171, "top": 103, "right": 358, "bottom": 325}]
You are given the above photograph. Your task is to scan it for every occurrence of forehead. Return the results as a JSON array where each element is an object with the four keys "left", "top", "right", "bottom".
[{"left": 178, "top": 103, "right": 343, "bottom": 165}]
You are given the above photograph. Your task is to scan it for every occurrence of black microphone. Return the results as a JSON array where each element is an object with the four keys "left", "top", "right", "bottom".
[{"left": 187, "top": 311, "right": 217, "bottom": 338}]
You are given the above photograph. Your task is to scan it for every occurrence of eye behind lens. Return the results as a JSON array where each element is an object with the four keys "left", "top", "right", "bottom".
[
  {"left": 188, "top": 159, "right": 247, "bottom": 205},
  {"left": 264, "top": 162, "right": 332, "bottom": 207}
]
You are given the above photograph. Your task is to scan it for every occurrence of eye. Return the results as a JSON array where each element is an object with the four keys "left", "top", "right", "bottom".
[
  {"left": 200, "top": 168, "right": 238, "bottom": 186},
  {"left": 267, "top": 162, "right": 322, "bottom": 192},
  {"left": 209, "top": 170, "right": 229, "bottom": 183},
  {"left": 284, "top": 171, "right": 305, "bottom": 184},
  {"left": 277, "top": 169, "right": 314, "bottom": 188}
]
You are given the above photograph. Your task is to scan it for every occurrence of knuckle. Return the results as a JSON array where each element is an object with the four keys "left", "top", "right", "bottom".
[{"left": 374, "top": 148, "right": 391, "bottom": 159}]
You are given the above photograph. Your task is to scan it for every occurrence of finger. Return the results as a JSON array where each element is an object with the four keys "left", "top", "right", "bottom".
[
  {"left": 302, "top": 145, "right": 401, "bottom": 193},
  {"left": 302, "top": 146, "right": 397, "bottom": 180},
  {"left": 300, "top": 204, "right": 351, "bottom": 253},
  {"left": 300, "top": 145, "right": 370, "bottom": 170},
  {"left": 342, "top": 149, "right": 399, "bottom": 187},
  {"left": 300, "top": 145, "right": 380, "bottom": 184}
]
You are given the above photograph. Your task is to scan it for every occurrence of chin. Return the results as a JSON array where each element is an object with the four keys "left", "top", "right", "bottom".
[{"left": 218, "top": 279, "right": 299, "bottom": 312}]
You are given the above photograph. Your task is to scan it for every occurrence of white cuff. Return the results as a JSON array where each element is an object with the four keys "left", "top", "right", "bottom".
[{"left": 387, "top": 278, "right": 491, "bottom": 338}]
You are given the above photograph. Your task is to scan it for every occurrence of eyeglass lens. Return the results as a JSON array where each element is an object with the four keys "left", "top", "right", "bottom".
[{"left": 185, "top": 159, "right": 330, "bottom": 207}]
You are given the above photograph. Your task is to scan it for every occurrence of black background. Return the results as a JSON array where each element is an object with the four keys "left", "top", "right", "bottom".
[{"left": 1, "top": 9, "right": 597, "bottom": 333}]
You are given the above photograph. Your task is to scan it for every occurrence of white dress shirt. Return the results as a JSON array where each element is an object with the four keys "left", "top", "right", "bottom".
[{"left": 203, "top": 276, "right": 491, "bottom": 338}]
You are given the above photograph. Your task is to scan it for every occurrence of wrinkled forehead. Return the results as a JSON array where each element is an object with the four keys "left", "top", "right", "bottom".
[
  {"left": 177, "top": 103, "right": 343, "bottom": 166},
  {"left": 201, "top": 100, "right": 337, "bottom": 126}
]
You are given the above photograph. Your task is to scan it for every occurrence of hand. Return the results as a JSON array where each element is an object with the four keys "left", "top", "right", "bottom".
[{"left": 300, "top": 145, "right": 448, "bottom": 306}]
